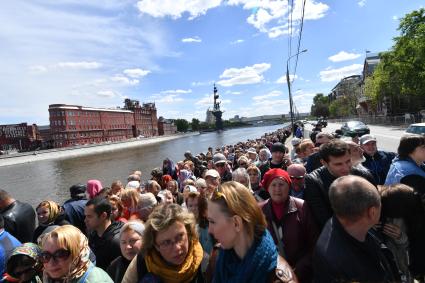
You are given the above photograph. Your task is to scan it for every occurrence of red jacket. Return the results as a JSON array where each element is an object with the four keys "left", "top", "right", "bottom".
[{"left": 260, "top": 197, "right": 318, "bottom": 283}]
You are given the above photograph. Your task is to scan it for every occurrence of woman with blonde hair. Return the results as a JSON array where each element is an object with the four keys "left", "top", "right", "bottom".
[
  {"left": 33, "top": 200, "right": 69, "bottom": 243},
  {"left": 122, "top": 204, "right": 205, "bottom": 283},
  {"left": 120, "top": 189, "right": 140, "bottom": 220},
  {"left": 41, "top": 225, "right": 112, "bottom": 282},
  {"left": 207, "top": 181, "right": 297, "bottom": 283}
]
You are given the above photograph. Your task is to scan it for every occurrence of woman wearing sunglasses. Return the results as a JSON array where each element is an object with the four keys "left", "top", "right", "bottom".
[
  {"left": 122, "top": 203, "right": 205, "bottom": 283},
  {"left": 260, "top": 169, "right": 318, "bottom": 283},
  {"left": 207, "top": 181, "right": 298, "bottom": 283},
  {"left": 40, "top": 225, "right": 112, "bottom": 283},
  {"left": 3, "top": 243, "right": 43, "bottom": 283}
]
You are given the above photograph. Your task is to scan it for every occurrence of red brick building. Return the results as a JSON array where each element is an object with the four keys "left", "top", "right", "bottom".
[
  {"left": 49, "top": 100, "right": 158, "bottom": 148},
  {"left": 0, "top": 123, "right": 40, "bottom": 151},
  {"left": 158, "top": 117, "right": 177, "bottom": 136}
]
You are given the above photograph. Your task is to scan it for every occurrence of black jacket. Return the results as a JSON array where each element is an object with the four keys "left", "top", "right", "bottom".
[
  {"left": 362, "top": 150, "right": 396, "bottom": 185},
  {"left": 0, "top": 200, "right": 36, "bottom": 243},
  {"left": 107, "top": 256, "right": 130, "bottom": 283},
  {"left": 313, "top": 216, "right": 398, "bottom": 283},
  {"left": 63, "top": 198, "right": 87, "bottom": 233},
  {"left": 305, "top": 152, "right": 322, "bottom": 174},
  {"left": 88, "top": 221, "right": 124, "bottom": 270},
  {"left": 32, "top": 211, "right": 70, "bottom": 243},
  {"left": 304, "top": 166, "right": 376, "bottom": 231}
]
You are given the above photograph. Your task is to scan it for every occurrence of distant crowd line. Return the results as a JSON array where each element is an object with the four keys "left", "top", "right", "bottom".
[{"left": 1, "top": 125, "right": 425, "bottom": 283}]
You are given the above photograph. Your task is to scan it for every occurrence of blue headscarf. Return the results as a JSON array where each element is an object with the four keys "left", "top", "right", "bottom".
[
  {"left": 213, "top": 230, "right": 278, "bottom": 283},
  {"left": 163, "top": 158, "right": 176, "bottom": 178}
]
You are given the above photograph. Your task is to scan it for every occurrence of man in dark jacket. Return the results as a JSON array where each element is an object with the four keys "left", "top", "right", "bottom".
[
  {"left": 213, "top": 153, "right": 232, "bottom": 183},
  {"left": 360, "top": 134, "right": 396, "bottom": 185},
  {"left": 0, "top": 189, "right": 36, "bottom": 242},
  {"left": 260, "top": 142, "right": 291, "bottom": 178},
  {"left": 85, "top": 196, "right": 123, "bottom": 270},
  {"left": 63, "top": 183, "right": 88, "bottom": 233},
  {"left": 304, "top": 140, "right": 376, "bottom": 231},
  {"left": 314, "top": 176, "right": 398, "bottom": 283},
  {"left": 305, "top": 132, "right": 334, "bottom": 173}
]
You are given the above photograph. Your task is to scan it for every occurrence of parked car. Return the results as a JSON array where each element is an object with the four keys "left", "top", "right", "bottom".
[
  {"left": 341, "top": 121, "right": 370, "bottom": 137},
  {"left": 318, "top": 117, "right": 328, "bottom": 127},
  {"left": 405, "top": 123, "right": 425, "bottom": 135}
]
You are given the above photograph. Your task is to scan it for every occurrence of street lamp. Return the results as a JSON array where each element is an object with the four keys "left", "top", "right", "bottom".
[{"left": 286, "top": 49, "right": 307, "bottom": 134}]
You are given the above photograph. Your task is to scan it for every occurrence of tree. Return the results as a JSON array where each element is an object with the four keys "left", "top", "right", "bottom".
[
  {"left": 174, "top": 119, "right": 189, "bottom": 132},
  {"left": 310, "top": 93, "right": 330, "bottom": 117},
  {"left": 329, "top": 97, "right": 355, "bottom": 118},
  {"left": 191, "top": 118, "right": 200, "bottom": 131},
  {"left": 364, "top": 8, "right": 425, "bottom": 113}
]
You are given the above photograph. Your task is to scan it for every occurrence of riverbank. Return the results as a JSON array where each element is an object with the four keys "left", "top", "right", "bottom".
[{"left": 0, "top": 132, "right": 199, "bottom": 167}]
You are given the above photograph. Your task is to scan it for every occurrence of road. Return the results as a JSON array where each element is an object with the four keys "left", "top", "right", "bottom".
[{"left": 305, "top": 122, "right": 408, "bottom": 152}]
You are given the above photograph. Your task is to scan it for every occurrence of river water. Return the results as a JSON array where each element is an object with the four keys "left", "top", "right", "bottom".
[{"left": 0, "top": 124, "right": 286, "bottom": 207}]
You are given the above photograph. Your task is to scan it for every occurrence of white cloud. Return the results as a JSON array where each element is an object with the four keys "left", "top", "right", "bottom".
[
  {"left": 195, "top": 94, "right": 231, "bottom": 106},
  {"left": 123, "top": 68, "right": 151, "bottom": 78},
  {"left": 276, "top": 74, "right": 298, "bottom": 84},
  {"left": 252, "top": 90, "right": 282, "bottom": 101},
  {"left": 191, "top": 80, "right": 214, "bottom": 87},
  {"left": 319, "top": 64, "right": 363, "bottom": 82},
  {"left": 182, "top": 36, "right": 202, "bottom": 43},
  {"left": 97, "top": 90, "right": 118, "bottom": 98},
  {"left": 358, "top": 0, "right": 367, "bottom": 7},
  {"left": 136, "top": 0, "right": 222, "bottom": 19},
  {"left": 225, "top": 90, "right": 242, "bottom": 95},
  {"left": 230, "top": 39, "right": 244, "bottom": 44},
  {"left": 217, "top": 63, "right": 271, "bottom": 87},
  {"left": 28, "top": 61, "right": 102, "bottom": 73},
  {"left": 328, "top": 51, "right": 361, "bottom": 62},
  {"left": 229, "top": 0, "right": 329, "bottom": 38},
  {"left": 392, "top": 15, "right": 398, "bottom": 21},
  {"left": 111, "top": 75, "right": 140, "bottom": 85},
  {"left": 161, "top": 89, "right": 192, "bottom": 94},
  {"left": 156, "top": 94, "right": 184, "bottom": 103}
]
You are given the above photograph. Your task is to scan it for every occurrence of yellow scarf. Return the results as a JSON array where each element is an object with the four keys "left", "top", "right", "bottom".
[{"left": 145, "top": 240, "right": 203, "bottom": 283}]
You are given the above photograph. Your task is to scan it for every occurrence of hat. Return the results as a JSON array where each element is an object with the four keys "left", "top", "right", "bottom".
[
  {"left": 291, "top": 138, "right": 302, "bottom": 147},
  {"left": 184, "top": 185, "right": 198, "bottom": 193},
  {"left": 360, "top": 134, "right": 376, "bottom": 145},
  {"left": 247, "top": 147, "right": 257, "bottom": 155},
  {"left": 120, "top": 221, "right": 145, "bottom": 238},
  {"left": 271, "top": 142, "right": 286, "bottom": 153},
  {"left": 126, "top": 180, "right": 140, "bottom": 190},
  {"left": 69, "top": 183, "right": 86, "bottom": 199},
  {"left": 213, "top": 153, "right": 227, "bottom": 164},
  {"left": 260, "top": 168, "right": 292, "bottom": 191},
  {"left": 205, "top": 169, "right": 220, "bottom": 178}
]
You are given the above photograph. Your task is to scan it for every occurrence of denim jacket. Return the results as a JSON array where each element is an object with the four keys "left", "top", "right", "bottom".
[{"left": 384, "top": 156, "right": 425, "bottom": 185}]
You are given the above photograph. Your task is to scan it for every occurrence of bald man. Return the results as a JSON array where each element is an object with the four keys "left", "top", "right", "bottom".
[
  {"left": 314, "top": 176, "right": 398, "bottom": 283},
  {"left": 287, "top": 164, "right": 306, "bottom": 199}
]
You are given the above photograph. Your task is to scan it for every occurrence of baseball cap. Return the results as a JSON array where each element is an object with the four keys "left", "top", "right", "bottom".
[
  {"left": 213, "top": 153, "right": 227, "bottom": 164},
  {"left": 247, "top": 147, "right": 257, "bottom": 154},
  {"left": 205, "top": 169, "right": 220, "bottom": 178},
  {"left": 291, "top": 138, "right": 302, "bottom": 147},
  {"left": 360, "top": 134, "right": 376, "bottom": 145},
  {"left": 126, "top": 181, "right": 140, "bottom": 190}
]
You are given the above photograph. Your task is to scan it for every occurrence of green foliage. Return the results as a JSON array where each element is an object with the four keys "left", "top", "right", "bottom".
[
  {"left": 364, "top": 8, "right": 425, "bottom": 112},
  {"left": 310, "top": 93, "right": 330, "bottom": 117},
  {"left": 329, "top": 97, "right": 355, "bottom": 118},
  {"left": 174, "top": 119, "right": 189, "bottom": 132},
  {"left": 191, "top": 118, "right": 200, "bottom": 131}
]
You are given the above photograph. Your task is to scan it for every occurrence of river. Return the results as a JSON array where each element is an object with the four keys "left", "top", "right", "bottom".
[{"left": 0, "top": 124, "right": 286, "bottom": 207}]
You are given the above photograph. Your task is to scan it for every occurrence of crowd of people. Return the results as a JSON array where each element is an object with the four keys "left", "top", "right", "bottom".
[{"left": 1, "top": 124, "right": 425, "bottom": 283}]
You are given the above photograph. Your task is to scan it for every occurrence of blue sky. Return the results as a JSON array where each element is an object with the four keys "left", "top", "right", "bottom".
[{"left": 1, "top": 0, "right": 423, "bottom": 125}]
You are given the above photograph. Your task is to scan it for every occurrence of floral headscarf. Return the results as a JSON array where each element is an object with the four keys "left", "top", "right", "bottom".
[{"left": 4, "top": 243, "right": 43, "bottom": 282}]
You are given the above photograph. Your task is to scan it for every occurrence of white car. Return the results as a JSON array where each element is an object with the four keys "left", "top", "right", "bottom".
[{"left": 405, "top": 123, "right": 425, "bottom": 135}]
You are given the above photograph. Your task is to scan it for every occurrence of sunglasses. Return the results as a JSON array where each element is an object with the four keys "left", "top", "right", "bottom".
[
  {"left": 290, "top": 175, "right": 304, "bottom": 180},
  {"left": 40, "top": 249, "right": 71, "bottom": 264},
  {"left": 12, "top": 266, "right": 35, "bottom": 277},
  {"left": 239, "top": 163, "right": 247, "bottom": 166},
  {"left": 215, "top": 163, "right": 225, "bottom": 168}
]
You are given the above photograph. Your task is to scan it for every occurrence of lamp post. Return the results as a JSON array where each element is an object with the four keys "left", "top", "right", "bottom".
[{"left": 286, "top": 49, "right": 307, "bottom": 134}]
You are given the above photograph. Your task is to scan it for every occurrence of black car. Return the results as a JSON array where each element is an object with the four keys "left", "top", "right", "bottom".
[{"left": 341, "top": 121, "right": 370, "bottom": 137}]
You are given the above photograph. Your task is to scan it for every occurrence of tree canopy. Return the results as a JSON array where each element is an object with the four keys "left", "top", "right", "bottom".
[{"left": 310, "top": 93, "right": 330, "bottom": 117}]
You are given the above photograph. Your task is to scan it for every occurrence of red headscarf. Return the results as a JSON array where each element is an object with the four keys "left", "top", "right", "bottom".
[
  {"left": 260, "top": 168, "right": 292, "bottom": 191},
  {"left": 162, "top": 174, "right": 173, "bottom": 185}
]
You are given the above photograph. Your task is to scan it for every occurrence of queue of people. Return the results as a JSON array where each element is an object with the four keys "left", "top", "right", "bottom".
[{"left": 0, "top": 125, "right": 425, "bottom": 283}]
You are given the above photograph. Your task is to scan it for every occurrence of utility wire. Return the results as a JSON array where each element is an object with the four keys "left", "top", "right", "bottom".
[{"left": 292, "top": 0, "right": 307, "bottom": 83}]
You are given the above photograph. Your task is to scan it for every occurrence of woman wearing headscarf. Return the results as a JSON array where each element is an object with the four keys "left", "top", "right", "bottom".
[
  {"left": 41, "top": 225, "right": 112, "bottom": 283},
  {"left": 259, "top": 169, "right": 318, "bottom": 283},
  {"left": 2, "top": 243, "right": 43, "bottom": 283},
  {"left": 107, "top": 221, "right": 145, "bottom": 283},
  {"left": 178, "top": 169, "right": 194, "bottom": 192},
  {"left": 163, "top": 158, "right": 177, "bottom": 180},
  {"left": 207, "top": 181, "right": 297, "bottom": 283},
  {"left": 86, "top": 180, "right": 103, "bottom": 199},
  {"left": 33, "top": 200, "right": 69, "bottom": 243},
  {"left": 122, "top": 204, "right": 205, "bottom": 283}
]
